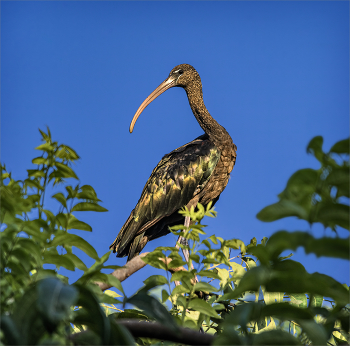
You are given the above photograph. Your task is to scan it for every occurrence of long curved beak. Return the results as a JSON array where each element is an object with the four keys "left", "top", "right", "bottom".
[{"left": 129, "top": 76, "right": 177, "bottom": 133}]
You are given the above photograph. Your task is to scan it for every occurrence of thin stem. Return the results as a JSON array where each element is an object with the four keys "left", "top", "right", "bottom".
[{"left": 39, "top": 165, "right": 49, "bottom": 219}]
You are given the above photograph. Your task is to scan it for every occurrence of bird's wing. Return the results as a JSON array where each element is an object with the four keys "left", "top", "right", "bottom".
[{"left": 110, "top": 134, "right": 221, "bottom": 258}]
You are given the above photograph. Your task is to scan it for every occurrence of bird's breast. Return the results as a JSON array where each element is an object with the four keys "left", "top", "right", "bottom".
[{"left": 198, "top": 141, "right": 237, "bottom": 205}]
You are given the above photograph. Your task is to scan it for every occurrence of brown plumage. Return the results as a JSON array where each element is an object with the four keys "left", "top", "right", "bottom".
[{"left": 110, "top": 64, "right": 237, "bottom": 260}]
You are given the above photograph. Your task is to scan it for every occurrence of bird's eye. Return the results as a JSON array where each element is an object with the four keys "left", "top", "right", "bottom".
[{"left": 173, "top": 69, "right": 183, "bottom": 75}]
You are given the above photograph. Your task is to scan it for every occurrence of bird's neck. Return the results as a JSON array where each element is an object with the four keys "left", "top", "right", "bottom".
[{"left": 185, "top": 82, "right": 232, "bottom": 149}]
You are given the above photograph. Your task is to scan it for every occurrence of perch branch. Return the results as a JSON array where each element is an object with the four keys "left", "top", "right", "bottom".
[{"left": 95, "top": 253, "right": 190, "bottom": 291}]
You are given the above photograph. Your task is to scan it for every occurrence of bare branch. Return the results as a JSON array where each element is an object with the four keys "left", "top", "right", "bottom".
[
  {"left": 71, "top": 319, "right": 215, "bottom": 346},
  {"left": 95, "top": 252, "right": 149, "bottom": 291},
  {"left": 95, "top": 253, "right": 191, "bottom": 291}
]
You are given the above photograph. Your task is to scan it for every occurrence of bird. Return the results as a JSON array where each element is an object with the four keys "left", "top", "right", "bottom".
[{"left": 110, "top": 64, "right": 237, "bottom": 261}]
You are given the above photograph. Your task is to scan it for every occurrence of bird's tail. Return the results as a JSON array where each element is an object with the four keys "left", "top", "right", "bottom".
[
  {"left": 109, "top": 211, "right": 134, "bottom": 254},
  {"left": 109, "top": 210, "right": 146, "bottom": 260}
]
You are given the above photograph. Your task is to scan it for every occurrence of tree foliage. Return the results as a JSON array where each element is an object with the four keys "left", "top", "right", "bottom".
[{"left": 1, "top": 130, "right": 349, "bottom": 345}]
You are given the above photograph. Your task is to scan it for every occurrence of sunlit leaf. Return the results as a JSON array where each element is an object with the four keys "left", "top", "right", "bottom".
[
  {"left": 54, "top": 162, "right": 78, "bottom": 180},
  {"left": 43, "top": 253, "right": 75, "bottom": 271},
  {"left": 188, "top": 298, "right": 221, "bottom": 318},
  {"left": 289, "top": 293, "right": 307, "bottom": 308},
  {"left": 50, "top": 233, "right": 99, "bottom": 260},
  {"left": 52, "top": 192, "right": 67, "bottom": 209},
  {"left": 35, "top": 143, "right": 55, "bottom": 152},
  {"left": 72, "top": 202, "right": 108, "bottom": 212},
  {"left": 193, "top": 282, "right": 219, "bottom": 293},
  {"left": 67, "top": 217, "right": 92, "bottom": 232}
]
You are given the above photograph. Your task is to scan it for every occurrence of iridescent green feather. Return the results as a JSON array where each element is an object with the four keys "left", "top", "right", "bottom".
[{"left": 110, "top": 134, "right": 221, "bottom": 260}]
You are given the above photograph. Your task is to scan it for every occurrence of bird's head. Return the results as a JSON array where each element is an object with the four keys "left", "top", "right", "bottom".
[{"left": 129, "top": 64, "right": 201, "bottom": 133}]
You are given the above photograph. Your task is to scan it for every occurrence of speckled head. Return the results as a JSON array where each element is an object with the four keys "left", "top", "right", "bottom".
[
  {"left": 168, "top": 64, "right": 201, "bottom": 89},
  {"left": 129, "top": 64, "right": 201, "bottom": 133}
]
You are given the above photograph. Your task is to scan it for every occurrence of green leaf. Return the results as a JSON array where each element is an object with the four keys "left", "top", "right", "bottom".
[
  {"left": 0, "top": 316, "right": 21, "bottom": 345},
  {"left": 193, "top": 282, "right": 219, "bottom": 293},
  {"left": 27, "top": 169, "right": 45, "bottom": 178},
  {"left": 108, "top": 316, "right": 136, "bottom": 345},
  {"left": 326, "top": 167, "right": 349, "bottom": 198},
  {"left": 171, "top": 270, "right": 195, "bottom": 283},
  {"left": 105, "top": 275, "right": 124, "bottom": 295},
  {"left": 316, "top": 202, "right": 349, "bottom": 230},
  {"left": 71, "top": 202, "right": 108, "bottom": 212},
  {"left": 15, "top": 238, "right": 42, "bottom": 264},
  {"left": 307, "top": 136, "right": 324, "bottom": 162},
  {"left": 262, "top": 231, "right": 350, "bottom": 260},
  {"left": 24, "top": 178, "right": 44, "bottom": 191},
  {"left": 35, "top": 143, "right": 55, "bottom": 152},
  {"left": 77, "top": 185, "right": 100, "bottom": 201},
  {"left": 197, "top": 270, "right": 221, "bottom": 280},
  {"left": 310, "top": 294, "right": 323, "bottom": 307},
  {"left": 126, "top": 293, "right": 178, "bottom": 331},
  {"left": 216, "top": 268, "right": 231, "bottom": 288},
  {"left": 50, "top": 233, "right": 99, "bottom": 260},
  {"left": 224, "top": 239, "right": 246, "bottom": 253},
  {"left": 298, "top": 319, "right": 328, "bottom": 345},
  {"left": 39, "top": 127, "right": 51, "bottom": 141},
  {"left": 266, "top": 271, "right": 349, "bottom": 306},
  {"left": 67, "top": 217, "right": 92, "bottom": 232},
  {"left": 289, "top": 293, "right": 307, "bottom": 308},
  {"left": 251, "top": 329, "right": 300, "bottom": 345},
  {"left": 43, "top": 253, "right": 76, "bottom": 271},
  {"left": 263, "top": 302, "right": 313, "bottom": 320},
  {"left": 167, "top": 258, "right": 187, "bottom": 269},
  {"left": 330, "top": 138, "right": 349, "bottom": 154},
  {"left": 161, "top": 289, "right": 169, "bottom": 303},
  {"left": 56, "top": 145, "right": 80, "bottom": 161},
  {"left": 73, "top": 284, "right": 110, "bottom": 344},
  {"left": 218, "top": 266, "right": 270, "bottom": 301},
  {"left": 11, "top": 284, "right": 47, "bottom": 344},
  {"left": 189, "top": 254, "right": 200, "bottom": 263},
  {"left": 257, "top": 200, "right": 308, "bottom": 222},
  {"left": 111, "top": 309, "right": 149, "bottom": 321},
  {"left": 52, "top": 192, "right": 67, "bottom": 209},
  {"left": 32, "top": 157, "right": 48, "bottom": 165},
  {"left": 263, "top": 290, "right": 284, "bottom": 305},
  {"left": 56, "top": 212, "right": 68, "bottom": 228},
  {"left": 142, "top": 252, "right": 167, "bottom": 270},
  {"left": 104, "top": 289, "right": 122, "bottom": 299},
  {"left": 36, "top": 278, "right": 78, "bottom": 332},
  {"left": 54, "top": 162, "right": 78, "bottom": 179},
  {"left": 213, "top": 325, "right": 242, "bottom": 345},
  {"left": 171, "top": 285, "right": 190, "bottom": 296},
  {"left": 65, "top": 185, "right": 77, "bottom": 199},
  {"left": 188, "top": 298, "right": 221, "bottom": 318},
  {"left": 141, "top": 275, "right": 168, "bottom": 292},
  {"left": 63, "top": 253, "right": 87, "bottom": 271},
  {"left": 69, "top": 330, "right": 101, "bottom": 345}
]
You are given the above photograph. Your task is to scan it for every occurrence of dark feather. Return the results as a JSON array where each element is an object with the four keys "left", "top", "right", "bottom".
[{"left": 109, "top": 134, "right": 221, "bottom": 260}]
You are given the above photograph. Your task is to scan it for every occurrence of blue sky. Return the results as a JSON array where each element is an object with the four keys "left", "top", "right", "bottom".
[{"left": 2, "top": 1, "right": 349, "bottom": 296}]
